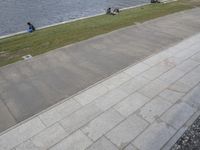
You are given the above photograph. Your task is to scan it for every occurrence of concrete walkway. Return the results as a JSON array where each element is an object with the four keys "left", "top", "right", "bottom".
[
  {"left": 1, "top": 8, "right": 200, "bottom": 133},
  {"left": 1, "top": 29, "right": 200, "bottom": 150}
]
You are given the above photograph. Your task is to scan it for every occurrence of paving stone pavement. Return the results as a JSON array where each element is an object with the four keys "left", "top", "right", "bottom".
[
  {"left": 0, "top": 24, "right": 200, "bottom": 150},
  {"left": 1, "top": 7, "right": 200, "bottom": 133}
]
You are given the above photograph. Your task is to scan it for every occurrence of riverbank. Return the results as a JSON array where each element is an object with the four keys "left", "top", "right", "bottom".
[
  {"left": 0, "top": 3, "right": 149, "bottom": 40},
  {"left": 0, "top": 0, "right": 199, "bottom": 67}
]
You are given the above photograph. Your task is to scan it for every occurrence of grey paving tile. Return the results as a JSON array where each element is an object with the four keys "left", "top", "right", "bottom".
[
  {"left": 49, "top": 130, "right": 92, "bottom": 150},
  {"left": 39, "top": 99, "right": 81, "bottom": 126},
  {"left": 178, "top": 67, "right": 200, "bottom": 89},
  {"left": 118, "top": 76, "right": 150, "bottom": 95},
  {"left": 106, "top": 115, "right": 148, "bottom": 149},
  {"left": 133, "top": 121, "right": 176, "bottom": 150},
  {"left": 161, "top": 102, "right": 196, "bottom": 129},
  {"left": 166, "top": 44, "right": 183, "bottom": 56},
  {"left": 15, "top": 140, "right": 41, "bottom": 150},
  {"left": 182, "top": 84, "right": 200, "bottom": 109},
  {"left": 102, "top": 72, "right": 132, "bottom": 90},
  {"left": 0, "top": 118, "right": 45, "bottom": 150},
  {"left": 74, "top": 84, "right": 108, "bottom": 106},
  {"left": 176, "top": 59, "right": 199, "bottom": 73},
  {"left": 59, "top": 103, "right": 102, "bottom": 135},
  {"left": 163, "top": 53, "right": 188, "bottom": 66},
  {"left": 86, "top": 137, "right": 118, "bottom": 150},
  {"left": 159, "top": 68, "right": 185, "bottom": 84},
  {"left": 124, "top": 63, "right": 150, "bottom": 77},
  {"left": 114, "top": 92, "right": 150, "bottom": 117},
  {"left": 172, "top": 51, "right": 191, "bottom": 62},
  {"left": 159, "top": 89, "right": 185, "bottom": 104},
  {"left": 191, "top": 51, "right": 200, "bottom": 63},
  {"left": 141, "top": 61, "right": 175, "bottom": 81},
  {"left": 168, "top": 81, "right": 191, "bottom": 93},
  {"left": 15, "top": 123, "right": 67, "bottom": 150},
  {"left": 193, "top": 65, "right": 200, "bottom": 74},
  {"left": 169, "top": 64, "right": 200, "bottom": 93},
  {"left": 143, "top": 51, "right": 172, "bottom": 67},
  {"left": 81, "top": 109, "right": 124, "bottom": 141},
  {"left": 139, "top": 79, "right": 169, "bottom": 99},
  {"left": 124, "top": 144, "right": 138, "bottom": 150},
  {"left": 175, "top": 43, "right": 200, "bottom": 61},
  {"left": 30, "top": 123, "right": 66, "bottom": 149},
  {"left": 164, "top": 57, "right": 185, "bottom": 67},
  {"left": 94, "top": 87, "right": 128, "bottom": 111},
  {"left": 139, "top": 96, "right": 172, "bottom": 123}
]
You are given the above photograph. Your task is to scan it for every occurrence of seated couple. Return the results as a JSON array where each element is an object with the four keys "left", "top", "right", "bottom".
[
  {"left": 106, "top": 8, "right": 120, "bottom": 15},
  {"left": 151, "top": 0, "right": 161, "bottom": 3}
]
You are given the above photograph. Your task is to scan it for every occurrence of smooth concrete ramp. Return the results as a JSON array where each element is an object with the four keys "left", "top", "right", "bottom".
[{"left": 0, "top": 8, "right": 200, "bottom": 133}]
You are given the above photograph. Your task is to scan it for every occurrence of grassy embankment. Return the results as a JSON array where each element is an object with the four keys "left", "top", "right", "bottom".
[{"left": 0, "top": 0, "right": 199, "bottom": 67}]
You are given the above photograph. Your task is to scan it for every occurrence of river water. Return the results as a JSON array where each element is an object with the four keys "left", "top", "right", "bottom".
[{"left": 0, "top": 0, "right": 149, "bottom": 36}]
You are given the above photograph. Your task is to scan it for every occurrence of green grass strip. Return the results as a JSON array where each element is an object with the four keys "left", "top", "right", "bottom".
[{"left": 0, "top": 0, "right": 198, "bottom": 67}]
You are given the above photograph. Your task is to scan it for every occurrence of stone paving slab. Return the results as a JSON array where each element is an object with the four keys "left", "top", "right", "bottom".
[
  {"left": 133, "top": 121, "right": 176, "bottom": 150},
  {"left": 81, "top": 109, "right": 124, "bottom": 141},
  {"left": 0, "top": 118, "right": 45, "bottom": 150},
  {"left": 106, "top": 114, "right": 148, "bottom": 149},
  {"left": 59, "top": 103, "right": 102, "bottom": 135},
  {"left": 15, "top": 123, "right": 67, "bottom": 150},
  {"left": 86, "top": 137, "right": 118, "bottom": 150},
  {"left": 182, "top": 84, "right": 200, "bottom": 109},
  {"left": 0, "top": 26, "right": 200, "bottom": 150},
  {"left": 161, "top": 102, "right": 196, "bottom": 130},
  {"left": 39, "top": 98, "right": 81, "bottom": 127},
  {"left": 49, "top": 130, "right": 92, "bottom": 150},
  {"left": 139, "top": 96, "right": 172, "bottom": 123},
  {"left": 114, "top": 92, "right": 150, "bottom": 117},
  {"left": 1, "top": 8, "right": 200, "bottom": 132}
]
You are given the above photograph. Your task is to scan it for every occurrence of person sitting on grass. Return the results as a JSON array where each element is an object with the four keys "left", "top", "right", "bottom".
[
  {"left": 106, "top": 7, "right": 120, "bottom": 15},
  {"left": 113, "top": 8, "right": 120, "bottom": 14},
  {"left": 27, "top": 22, "right": 35, "bottom": 33},
  {"left": 151, "top": 0, "right": 161, "bottom": 3},
  {"left": 106, "top": 7, "right": 112, "bottom": 14}
]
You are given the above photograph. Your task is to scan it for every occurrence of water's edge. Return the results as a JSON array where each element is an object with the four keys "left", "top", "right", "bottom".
[{"left": 0, "top": 3, "right": 149, "bottom": 40}]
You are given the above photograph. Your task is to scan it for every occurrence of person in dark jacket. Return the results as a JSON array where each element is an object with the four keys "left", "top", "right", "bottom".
[
  {"left": 27, "top": 22, "right": 35, "bottom": 33},
  {"left": 106, "top": 7, "right": 112, "bottom": 14}
]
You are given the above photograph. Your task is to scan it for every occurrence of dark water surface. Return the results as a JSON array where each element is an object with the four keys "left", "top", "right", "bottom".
[{"left": 0, "top": 0, "right": 149, "bottom": 36}]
